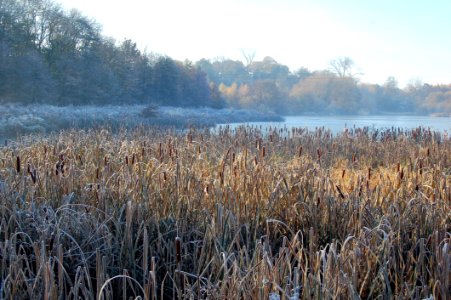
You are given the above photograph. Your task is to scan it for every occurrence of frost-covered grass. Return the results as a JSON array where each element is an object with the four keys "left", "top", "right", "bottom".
[
  {"left": 0, "top": 104, "right": 283, "bottom": 141},
  {"left": 0, "top": 126, "right": 449, "bottom": 299}
]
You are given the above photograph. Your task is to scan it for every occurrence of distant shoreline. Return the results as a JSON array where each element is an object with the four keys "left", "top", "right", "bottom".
[
  {"left": 0, "top": 104, "right": 282, "bottom": 142},
  {"left": 2, "top": 104, "right": 450, "bottom": 144}
]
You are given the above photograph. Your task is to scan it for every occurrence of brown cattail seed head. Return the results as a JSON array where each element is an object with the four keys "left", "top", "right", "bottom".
[
  {"left": 16, "top": 156, "right": 21, "bottom": 173},
  {"left": 31, "top": 169, "right": 37, "bottom": 184},
  {"left": 175, "top": 237, "right": 182, "bottom": 264}
]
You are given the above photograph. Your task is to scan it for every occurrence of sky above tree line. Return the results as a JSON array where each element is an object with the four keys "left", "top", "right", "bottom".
[{"left": 56, "top": 0, "right": 451, "bottom": 88}]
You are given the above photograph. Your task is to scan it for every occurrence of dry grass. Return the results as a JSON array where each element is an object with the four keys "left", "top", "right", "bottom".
[{"left": 0, "top": 126, "right": 450, "bottom": 299}]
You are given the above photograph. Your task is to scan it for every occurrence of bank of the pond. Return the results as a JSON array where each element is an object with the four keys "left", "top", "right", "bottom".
[{"left": 0, "top": 104, "right": 283, "bottom": 142}]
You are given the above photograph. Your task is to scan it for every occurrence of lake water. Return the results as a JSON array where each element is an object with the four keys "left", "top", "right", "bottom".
[{"left": 217, "top": 115, "right": 451, "bottom": 135}]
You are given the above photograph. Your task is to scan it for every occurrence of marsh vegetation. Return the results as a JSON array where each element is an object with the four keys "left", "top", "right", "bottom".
[{"left": 0, "top": 126, "right": 449, "bottom": 299}]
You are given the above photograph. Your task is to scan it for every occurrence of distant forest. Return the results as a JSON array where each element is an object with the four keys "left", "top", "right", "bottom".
[
  {"left": 198, "top": 57, "right": 451, "bottom": 116},
  {"left": 0, "top": 0, "right": 223, "bottom": 108},
  {"left": 1, "top": 0, "right": 451, "bottom": 116}
]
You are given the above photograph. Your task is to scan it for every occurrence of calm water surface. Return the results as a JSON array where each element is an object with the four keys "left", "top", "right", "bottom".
[{"left": 218, "top": 115, "right": 451, "bottom": 135}]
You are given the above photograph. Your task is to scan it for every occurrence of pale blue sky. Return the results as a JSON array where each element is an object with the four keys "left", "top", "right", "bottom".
[{"left": 57, "top": 0, "right": 451, "bottom": 87}]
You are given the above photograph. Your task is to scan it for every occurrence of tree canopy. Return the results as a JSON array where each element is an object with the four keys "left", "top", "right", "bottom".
[
  {"left": 0, "top": 0, "right": 223, "bottom": 108},
  {"left": 1, "top": 0, "right": 450, "bottom": 115}
]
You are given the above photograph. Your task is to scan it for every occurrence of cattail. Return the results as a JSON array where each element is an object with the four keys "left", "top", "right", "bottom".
[
  {"left": 426, "top": 147, "right": 430, "bottom": 157},
  {"left": 368, "top": 167, "right": 371, "bottom": 180},
  {"left": 397, "top": 162, "right": 400, "bottom": 172},
  {"left": 125, "top": 155, "right": 129, "bottom": 165},
  {"left": 31, "top": 169, "right": 37, "bottom": 184},
  {"left": 298, "top": 146, "right": 302, "bottom": 157},
  {"left": 341, "top": 169, "right": 346, "bottom": 179},
  {"left": 219, "top": 171, "right": 224, "bottom": 185},
  {"left": 175, "top": 237, "right": 182, "bottom": 264},
  {"left": 262, "top": 146, "right": 266, "bottom": 158},
  {"left": 336, "top": 185, "right": 345, "bottom": 199},
  {"left": 16, "top": 156, "right": 20, "bottom": 173},
  {"left": 131, "top": 153, "right": 135, "bottom": 165}
]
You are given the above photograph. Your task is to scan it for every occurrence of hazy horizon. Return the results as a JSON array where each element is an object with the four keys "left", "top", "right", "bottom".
[{"left": 55, "top": 0, "right": 451, "bottom": 88}]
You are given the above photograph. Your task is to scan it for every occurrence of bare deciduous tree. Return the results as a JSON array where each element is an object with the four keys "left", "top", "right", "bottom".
[
  {"left": 241, "top": 49, "right": 256, "bottom": 66},
  {"left": 329, "top": 56, "right": 356, "bottom": 78}
]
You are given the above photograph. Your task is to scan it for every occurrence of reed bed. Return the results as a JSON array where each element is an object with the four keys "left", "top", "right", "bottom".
[{"left": 0, "top": 126, "right": 449, "bottom": 299}]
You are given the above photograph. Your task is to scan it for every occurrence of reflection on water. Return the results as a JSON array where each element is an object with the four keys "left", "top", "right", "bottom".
[{"left": 217, "top": 115, "right": 451, "bottom": 135}]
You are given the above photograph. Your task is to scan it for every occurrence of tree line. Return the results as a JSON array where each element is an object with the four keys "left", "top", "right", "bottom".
[
  {"left": 0, "top": 0, "right": 224, "bottom": 107},
  {"left": 196, "top": 56, "right": 451, "bottom": 116},
  {"left": 1, "top": 0, "right": 450, "bottom": 116}
]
